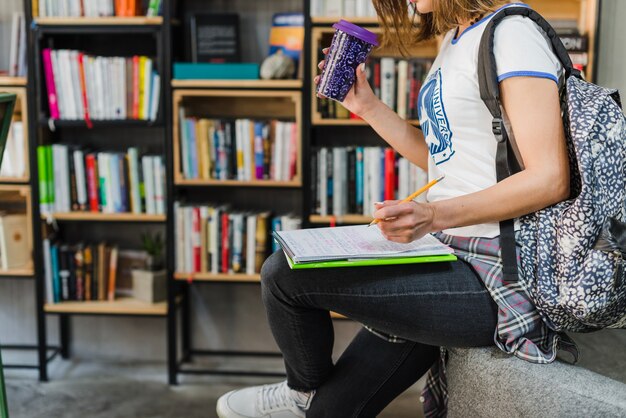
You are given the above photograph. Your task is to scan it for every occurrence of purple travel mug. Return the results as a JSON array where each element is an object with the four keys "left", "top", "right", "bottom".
[{"left": 317, "top": 20, "right": 379, "bottom": 102}]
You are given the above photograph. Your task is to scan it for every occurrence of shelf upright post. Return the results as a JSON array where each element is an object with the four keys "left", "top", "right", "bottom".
[
  {"left": 163, "top": 0, "right": 179, "bottom": 385},
  {"left": 303, "top": 0, "right": 313, "bottom": 229},
  {"left": 24, "top": 0, "right": 49, "bottom": 382}
]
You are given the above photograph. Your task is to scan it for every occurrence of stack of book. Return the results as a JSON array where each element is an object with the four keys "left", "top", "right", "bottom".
[
  {"left": 42, "top": 239, "right": 150, "bottom": 304},
  {"left": 42, "top": 49, "right": 160, "bottom": 123},
  {"left": 311, "top": 147, "right": 428, "bottom": 217},
  {"left": 0, "top": 121, "right": 26, "bottom": 179},
  {"left": 34, "top": 0, "right": 162, "bottom": 17},
  {"left": 178, "top": 113, "right": 298, "bottom": 182},
  {"left": 310, "top": 0, "right": 377, "bottom": 18},
  {"left": 175, "top": 203, "right": 301, "bottom": 275},
  {"left": 37, "top": 145, "right": 166, "bottom": 216},
  {"left": 318, "top": 58, "right": 433, "bottom": 121}
]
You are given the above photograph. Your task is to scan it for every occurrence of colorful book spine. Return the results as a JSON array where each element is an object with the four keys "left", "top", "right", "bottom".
[{"left": 42, "top": 48, "right": 60, "bottom": 120}]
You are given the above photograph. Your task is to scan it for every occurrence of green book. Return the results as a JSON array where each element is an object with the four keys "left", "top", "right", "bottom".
[
  {"left": 45, "top": 145, "right": 54, "bottom": 212},
  {"left": 37, "top": 146, "right": 50, "bottom": 213},
  {"left": 283, "top": 251, "right": 457, "bottom": 270},
  {"left": 273, "top": 225, "right": 457, "bottom": 270}
]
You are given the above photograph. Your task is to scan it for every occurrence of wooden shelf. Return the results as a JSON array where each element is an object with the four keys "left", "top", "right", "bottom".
[
  {"left": 34, "top": 17, "right": 164, "bottom": 26},
  {"left": 331, "top": 312, "right": 347, "bottom": 319},
  {"left": 44, "top": 297, "right": 168, "bottom": 316},
  {"left": 175, "top": 179, "right": 302, "bottom": 188},
  {"left": 172, "top": 79, "right": 303, "bottom": 90},
  {"left": 310, "top": 214, "right": 371, "bottom": 225},
  {"left": 0, "top": 268, "right": 34, "bottom": 278},
  {"left": 41, "top": 212, "right": 166, "bottom": 222},
  {"left": 311, "top": 17, "right": 379, "bottom": 25},
  {"left": 0, "top": 176, "right": 29, "bottom": 184},
  {"left": 174, "top": 272, "right": 262, "bottom": 283},
  {"left": 0, "top": 76, "right": 26, "bottom": 86}
]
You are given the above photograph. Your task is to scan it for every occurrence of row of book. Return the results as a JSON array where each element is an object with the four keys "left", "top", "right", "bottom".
[
  {"left": 175, "top": 204, "right": 300, "bottom": 275},
  {"left": 311, "top": 147, "right": 428, "bottom": 217},
  {"left": 7, "top": 12, "right": 27, "bottom": 78},
  {"left": 43, "top": 49, "right": 161, "bottom": 123},
  {"left": 34, "top": 0, "right": 162, "bottom": 18},
  {"left": 179, "top": 114, "right": 299, "bottom": 182},
  {"left": 0, "top": 121, "right": 26, "bottom": 179},
  {"left": 310, "top": 0, "right": 377, "bottom": 18},
  {"left": 37, "top": 145, "right": 166, "bottom": 216},
  {"left": 318, "top": 58, "right": 433, "bottom": 121},
  {"left": 42, "top": 239, "right": 150, "bottom": 304},
  {"left": 0, "top": 213, "right": 30, "bottom": 271}
]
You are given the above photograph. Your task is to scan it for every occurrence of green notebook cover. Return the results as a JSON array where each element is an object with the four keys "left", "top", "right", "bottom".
[{"left": 283, "top": 251, "right": 457, "bottom": 270}]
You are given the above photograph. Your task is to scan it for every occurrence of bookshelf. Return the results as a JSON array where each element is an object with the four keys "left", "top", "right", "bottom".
[
  {"left": 9, "top": 0, "right": 599, "bottom": 383},
  {"left": 0, "top": 186, "right": 34, "bottom": 277}
]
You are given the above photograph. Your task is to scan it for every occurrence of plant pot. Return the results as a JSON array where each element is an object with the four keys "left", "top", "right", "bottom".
[{"left": 131, "top": 269, "right": 167, "bottom": 303}]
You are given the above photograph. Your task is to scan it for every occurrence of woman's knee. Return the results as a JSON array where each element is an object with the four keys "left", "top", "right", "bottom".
[{"left": 260, "top": 250, "right": 298, "bottom": 301}]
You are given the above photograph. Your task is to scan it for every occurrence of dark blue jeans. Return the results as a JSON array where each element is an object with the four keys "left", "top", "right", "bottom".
[{"left": 260, "top": 250, "right": 498, "bottom": 417}]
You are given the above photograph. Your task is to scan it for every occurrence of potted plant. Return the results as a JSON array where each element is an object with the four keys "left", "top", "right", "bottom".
[{"left": 132, "top": 232, "right": 166, "bottom": 303}]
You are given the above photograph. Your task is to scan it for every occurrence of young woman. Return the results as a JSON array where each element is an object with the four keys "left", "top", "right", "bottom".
[{"left": 217, "top": 0, "right": 572, "bottom": 416}]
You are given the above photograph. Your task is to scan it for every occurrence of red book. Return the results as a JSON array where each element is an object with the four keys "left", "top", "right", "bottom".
[
  {"left": 77, "top": 53, "right": 93, "bottom": 128},
  {"left": 192, "top": 208, "right": 201, "bottom": 273},
  {"left": 374, "top": 61, "right": 381, "bottom": 97},
  {"left": 221, "top": 213, "right": 230, "bottom": 273},
  {"left": 42, "top": 49, "right": 60, "bottom": 119},
  {"left": 289, "top": 123, "right": 298, "bottom": 180},
  {"left": 132, "top": 56, "right": 140, "bottom": 119},
  {"left": 85, "top": 154, "right": 100, "bottom": 212},
  {"left": 384, "top": 148, "right": 396, "bottom": 201}
]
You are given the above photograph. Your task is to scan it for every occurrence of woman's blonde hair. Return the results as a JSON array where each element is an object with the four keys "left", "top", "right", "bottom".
[{"left": 373, "top": 0, "right": 508, "bottom": 52}]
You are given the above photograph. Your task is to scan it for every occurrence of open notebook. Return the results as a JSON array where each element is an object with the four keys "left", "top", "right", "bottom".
[{"left": 273, "top": 225, "right": 456, "bottom": 269}]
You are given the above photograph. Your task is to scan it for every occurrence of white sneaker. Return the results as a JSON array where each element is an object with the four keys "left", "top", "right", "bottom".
[{"left": 216, "top": 380, "right": 314, "bottom": 418}]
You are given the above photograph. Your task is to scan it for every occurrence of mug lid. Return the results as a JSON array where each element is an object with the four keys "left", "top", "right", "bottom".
[{"left": 332, "top": 20, "right": 379, "bottom": 46}]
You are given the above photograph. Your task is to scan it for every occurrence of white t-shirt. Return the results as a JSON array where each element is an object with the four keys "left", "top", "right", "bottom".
[{"left": 418, "top": 2, "right": 562, "bottom": 238}]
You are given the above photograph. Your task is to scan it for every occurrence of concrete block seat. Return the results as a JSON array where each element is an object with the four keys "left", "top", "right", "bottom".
[{"left": 445, "top": 330, "right": 626, "bottom": 417}]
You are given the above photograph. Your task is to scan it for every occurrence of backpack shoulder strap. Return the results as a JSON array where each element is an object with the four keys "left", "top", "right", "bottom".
[{"left": 476, "top": 6, "right": 575, "bottom": 281}]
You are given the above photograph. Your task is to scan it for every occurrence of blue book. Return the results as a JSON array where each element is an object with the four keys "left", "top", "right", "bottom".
[
  {"left": 50, "top": 244, "right": 60, "bottom": 303},
  {"left": 187, "top": 119, "right": 198, "bottom": 178},
  {"left": 356, "top": 147, "right": 364, "bottom": 213},
  {"left": 109, "top": 154, "right": 122, "bottom": 213},
  {"left": 272, "top": 217, "right": 282, "bottom": 253},
  {"left": 173, "top": 63, "right": 260, "bottom": 80}
]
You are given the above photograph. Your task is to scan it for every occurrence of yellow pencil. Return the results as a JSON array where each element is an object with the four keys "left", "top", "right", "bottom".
[{"left": 368, "top": 175, "right": 445, "bottom": 227}]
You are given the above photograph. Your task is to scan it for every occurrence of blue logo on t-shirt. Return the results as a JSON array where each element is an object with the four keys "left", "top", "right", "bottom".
[{"left": 418, "top": 68, "right": 455, "bottom": 165}]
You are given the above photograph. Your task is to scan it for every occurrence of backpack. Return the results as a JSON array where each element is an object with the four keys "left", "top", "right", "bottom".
[{"left": 477, "top": 6, "right": 626, "bottom": 332}]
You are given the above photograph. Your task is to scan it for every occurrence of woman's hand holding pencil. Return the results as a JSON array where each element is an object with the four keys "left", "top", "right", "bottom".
[{"left": 371, "top": 176, "right": 444, "bottom": 244}]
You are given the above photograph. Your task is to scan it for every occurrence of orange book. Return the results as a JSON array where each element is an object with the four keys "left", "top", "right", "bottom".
[
  {"left": 77, "top": 53, "right": 93, "bottom": 128},
  {"left": 107, "top": 246, "right": 119, "bottom": 301}
]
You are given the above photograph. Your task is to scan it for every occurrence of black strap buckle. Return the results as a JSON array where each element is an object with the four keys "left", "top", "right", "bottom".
[{"left": 492, "top": 118, "right": 505, "bottom": 142}]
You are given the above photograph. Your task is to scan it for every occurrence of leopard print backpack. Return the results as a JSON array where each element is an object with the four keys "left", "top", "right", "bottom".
[{"left": 478, "top": 7, "right": 626, "bottom": 332}]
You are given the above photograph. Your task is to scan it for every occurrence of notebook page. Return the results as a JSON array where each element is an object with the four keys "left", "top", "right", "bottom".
[{"left": 274, "top": 225, "right": 453, "bottom": 263}]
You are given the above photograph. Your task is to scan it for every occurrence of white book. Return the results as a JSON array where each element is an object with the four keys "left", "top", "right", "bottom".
[
  {"left": 149, "top": 72, "right": 161, "bottom": 121},
  {"left": 17, "top": 13, "right": 27, "bottom": 77},
  {"left": 356, "top": 0, "right": 369, "bottom": 17},
  {"left": 142, "top": 58, "right": 153, "bottom": 119},
  {"left": 39, "top": 0, "right": 47, "bottom": 17},
  {"left": 73, "top": 150, "right": 87, "bottom": 209},
  {"left": 174, "top": 203, "right": 183, "bottom": 272},
  {"left": 94, "top": 57, "right": 104, "bottom": 119},
  {"left": 153, "top": 156, "right": 165, "bottom": 215},
  {"left": 246, "top": 214, "right": 257, "bottom": 275},
  {"left": 397, "top": 60, "right": 408, "bottom": 119},
  {"left": 235, "top": 120, "right": 245, "bottom": 180},
  {"left": 8, "top": 13, "right": 20, "bottom": 77},
  {"left": 310, "top": 0, "right": 325, "bottom": 17},
  {"left": 380, "top": 58, "right": 396, "bottom": 111},
  {"left": 127, "top": 148, "right": 142, "bottom": 214},
  {"left": 325, "top": 1, "right": 343, "bottom": 16},
  {"left": 51, "top": 145, "right": 68, "bottom": 212},
  {"left": 43, "top": 239, "right": 54, "bottom": 303},
  {"left": 50, "top": 51, "right": 66, "bottom": 119},
  {"left": 183, "top": 207, "right": 192, "bottom": 273},
  {"left": 367, "top": 1, "right": 377, "bottom": 16},
  {"left": 104, "top": 154, "right": 114, "bottom": 213},
  {"left": 71, "top": 51, "right": 85, "bottom": 119},
  {"left": 0, "top": 122, "right": 24, "bottom": 178},
  {"left": 282, "top": 123, "right": 291, "bottom": 181},
  {"left": 273, "top": 122, "right": 282, "bottom": 181},
  {"left": 319, "top": 148, "right": 327, "bottom": 216},
  {"left": 210, "top": 207, "right": 220, "bottom": 274},
  {"left": 398, "top": 158, "right": 409, "bottom": 200},
  {"left": 142, "top": 156, "right": 156, "bottom": 215},
  {"left": 344, "top": 0, "right": 357, "bottom": 16},
  {"left": 242, "top": 120, "right": 252, "bottom": 181},
  {"left": 59, "top": 50, "right": 76, "bottom": 119}
]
